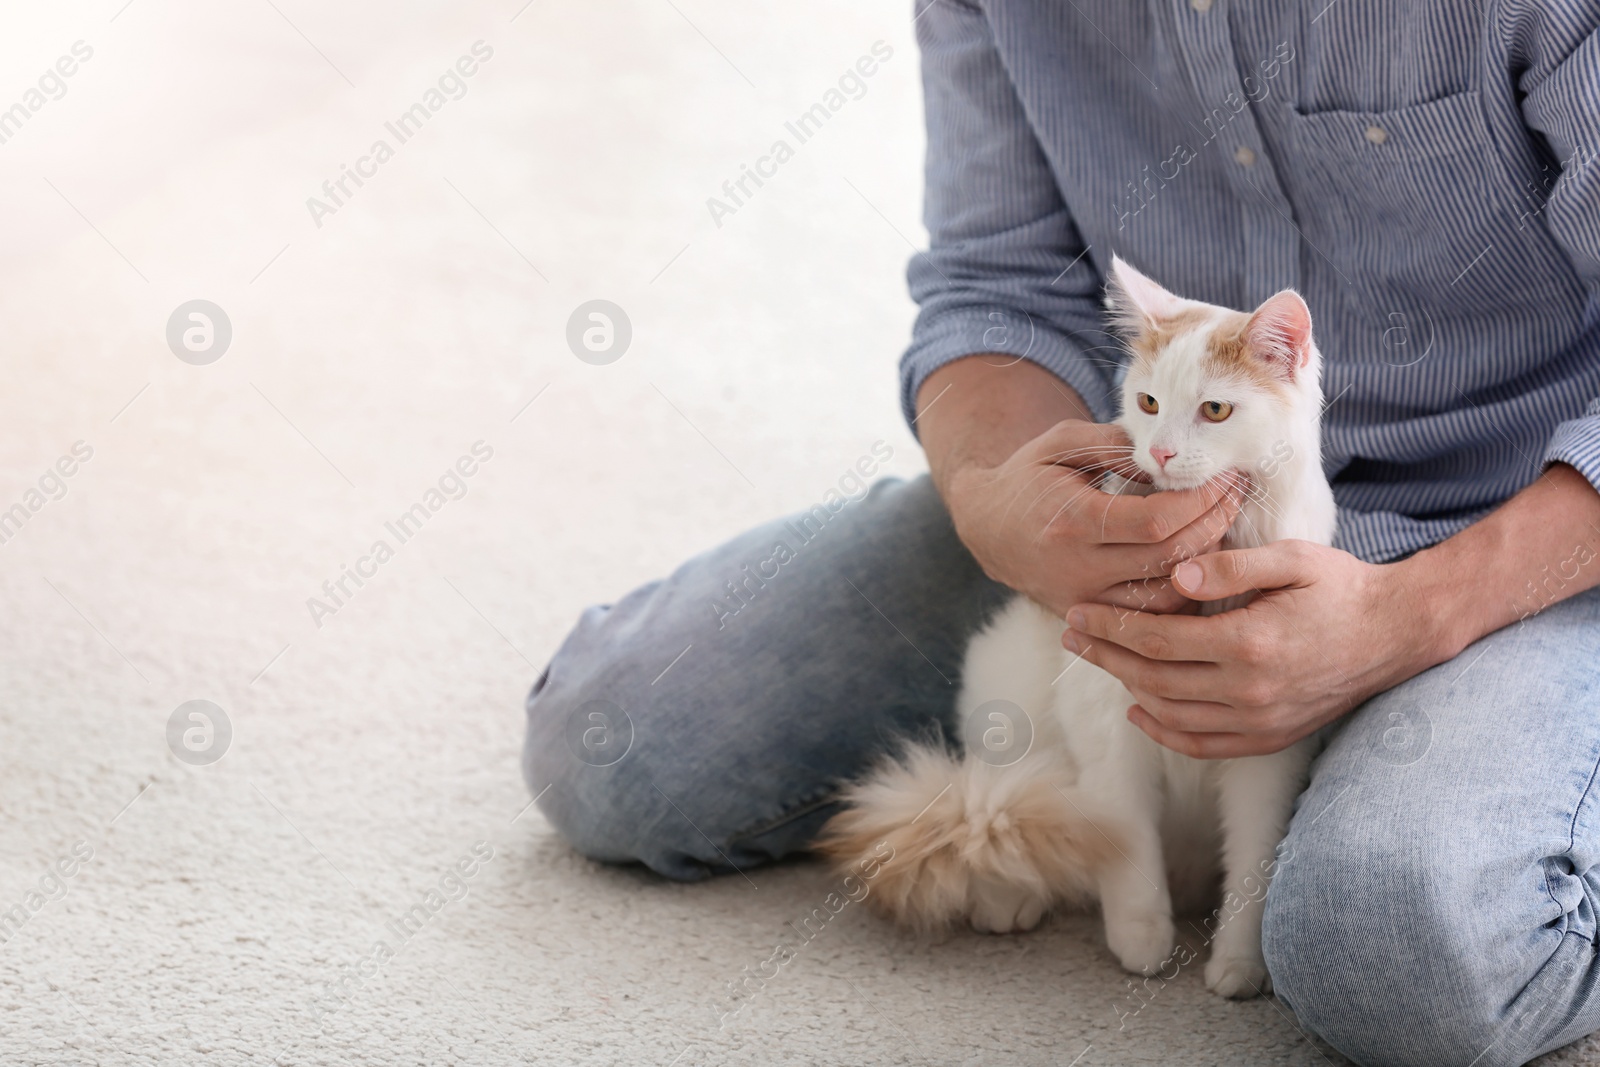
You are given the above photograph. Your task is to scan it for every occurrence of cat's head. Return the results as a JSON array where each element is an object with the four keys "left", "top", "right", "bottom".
[{"left": 1107, "top": 255, "right": 1320, "bottom": 492}]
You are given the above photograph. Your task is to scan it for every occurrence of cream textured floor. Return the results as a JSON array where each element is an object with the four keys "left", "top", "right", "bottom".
[{"left": 0, "top": 2, "right": 1594, "bottom": 1064}]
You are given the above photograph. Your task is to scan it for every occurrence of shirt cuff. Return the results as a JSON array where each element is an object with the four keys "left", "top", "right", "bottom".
[
  {"left": 898, "top": 307, "right": 1119, "bottom": 434},
  {"left": 1542, "top": 396, "right": 1600, "bottom": 491}
]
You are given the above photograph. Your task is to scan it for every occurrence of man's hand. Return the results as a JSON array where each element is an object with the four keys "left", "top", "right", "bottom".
[
  {"left": 1060, "top": 464, "right": 1600, "bottom": 758},
  {"left": 1061, "top": 540, "right": 1439, "bottom": 758},
  {"left": 916, "top": 357, "right": 1242, "bottom": 618},
  {"left": 944, "top": 420, "right": 1244, "bottom": 616}
]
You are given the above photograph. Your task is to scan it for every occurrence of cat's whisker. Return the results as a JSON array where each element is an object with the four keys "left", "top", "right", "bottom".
[
  {"left": 1241, "top": 483, "right": 1280, "bottom": 521},
  {"left": 1099, "top": 462, "right": 1147, "bottom": 484},
  {"left": 1232, "top": 494, "right": 1293, "bottom": 551},
  {"left": 1231, "top": 507, "right": 1274, "bottom": 552},
  {"left": 1030, "top": 479, "right": 1119, "bottom": 546},
  {"left": 964, "top": 445, "right": 1139, "bottom": 497},
  {"left": 1008, "top": 467, "right": 1099, "bottom": 529},
  {"left": 1022, "top": 475, "right": 1110, "bottom": 533},
  {"left": 1002, "top": 462, "right": 1089, "bottom": 523},
  {"left": 1220, "top": 478, "right": 1282, "bottom": 531},
  {"left": 1038, "top": 445, "right": 1137, "bottom": 462},
  {"left": 1094, "top": 480, "right": 1126, "bottom": 544},
  {"left": 999, "top": 446, "right": 1140, "bottom": 522},
  {"left": 1238, "top": 480, "right": 1290, "bottom": 528}
]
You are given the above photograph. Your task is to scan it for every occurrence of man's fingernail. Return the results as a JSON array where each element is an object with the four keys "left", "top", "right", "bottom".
[
  {"left": 1063, "top": 630, "right": 1082, "bottom": 653},
  {"left": 1173, "top": 561, "right": 1203, "bottom": 592},
  {"left": 1066, "top": 608, "right": 1086, "bottom": 629}
]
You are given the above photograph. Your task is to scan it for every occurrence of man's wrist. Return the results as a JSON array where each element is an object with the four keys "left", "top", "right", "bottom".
[
  {"left": 1388, "top": 463, "right": 1600, "bottom": 668},
  {"left": 915, "top": 356, "right": 1091, "bottom": 495},
  {"left": 1390, "top": 547, "right": 1478, "bottom": 668}
]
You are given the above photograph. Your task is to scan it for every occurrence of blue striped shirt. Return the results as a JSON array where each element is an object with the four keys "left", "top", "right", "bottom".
[{"left": 901, "top": 0, "right": 1600, "bottom": 562}]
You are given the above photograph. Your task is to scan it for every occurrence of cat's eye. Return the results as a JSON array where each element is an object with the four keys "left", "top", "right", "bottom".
[
  {"left": 1136, "top": 393, "right": 1159, "bottom": 415},
  {"left": 1200, "top": 400, "right": 1234, "bottom": 422}
]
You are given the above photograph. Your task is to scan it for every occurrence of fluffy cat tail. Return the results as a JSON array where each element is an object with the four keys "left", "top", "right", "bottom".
[{"left": 816, "top": 743, "right": 1114, "bottom": 932}]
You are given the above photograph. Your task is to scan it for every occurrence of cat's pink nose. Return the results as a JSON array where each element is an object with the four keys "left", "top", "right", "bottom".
[{"left": 1149, "top": 446, "right": 1176, "bottom": 468}]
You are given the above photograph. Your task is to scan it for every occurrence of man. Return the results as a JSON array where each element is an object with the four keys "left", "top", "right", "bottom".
[{"left": 525, "top": 3, "right": 1600, "bottom": 1063}]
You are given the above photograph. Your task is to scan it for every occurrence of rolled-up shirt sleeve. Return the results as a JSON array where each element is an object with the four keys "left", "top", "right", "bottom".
[
  {"left": 1513, "top": 12, "right": 1600, "bottom": 489},
  {"left": 1546, "top": 398, "right": 1600, "bottom": 488},
  {"left": 900, "top": 0, "right": 1116, "bottom": 432}
]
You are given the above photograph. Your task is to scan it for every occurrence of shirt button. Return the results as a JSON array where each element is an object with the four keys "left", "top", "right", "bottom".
[
  {"left": 1234, "top": 145, "right": 1257, "bottom": 167},
  {"left": 1364, "top": 124, "right": 1389, "bottom": 145},
  {"left": 1190, "top": 0, "right": 1213, "bottom": 10}
]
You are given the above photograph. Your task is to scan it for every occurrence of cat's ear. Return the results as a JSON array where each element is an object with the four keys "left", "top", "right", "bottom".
[
  {"left": 1245, "top": 290, "right": 1313, "bottom": 379},
  {"left": 1107, "top": 255, "right": 1187, "bottom": 331}
]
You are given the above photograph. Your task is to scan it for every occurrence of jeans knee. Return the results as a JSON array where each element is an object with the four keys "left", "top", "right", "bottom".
[
  {"left": 1262, "top": 823, "right": 1529, "bottom": 1067},
  {"left": 521, "top": 663, "right": 682, "bottom": 868},
  {"left": 523, "top": 648, "right": 804, "bottom": 882},
  {"left": 516, "top": 474, "right": 988, "bottom": 882}
]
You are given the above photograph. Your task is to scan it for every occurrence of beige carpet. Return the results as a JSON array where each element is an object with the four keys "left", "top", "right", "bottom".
[{"left": 0, "top": 1, "right": 1594, "bottom": 1064}]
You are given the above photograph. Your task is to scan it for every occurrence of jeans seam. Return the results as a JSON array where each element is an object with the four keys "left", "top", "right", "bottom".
[
  {"left": 1546, "top": 743, "right": 1600, "bottom": 920},
  {"left": 725, "top": 786, "right": 841, "bottom": 846},
  {"left": 1565, "top": 745, "right": 1600, "bottom": 857}
]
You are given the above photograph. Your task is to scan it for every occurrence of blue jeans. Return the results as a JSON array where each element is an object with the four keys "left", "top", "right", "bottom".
[{"left": 523, "top": 475, "right": 1600, "bottom": 1067}]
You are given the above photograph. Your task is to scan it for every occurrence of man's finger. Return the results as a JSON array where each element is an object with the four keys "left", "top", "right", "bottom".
[
  {"left": 1126, "top": 704, "right": 1284, "bottom": 759},
  {"left": 1125, "top": 689, "right": 1240, "bottom": 733},
  {"left": 1090, "top": 580, "right": 1191, "bottom": 615},
  {"left": 1171, "top": 539, "right": 1317, "bottom": 602},
  {"left": 1103, "top": 486, "right": 1244, "bottom": 582},
  {"left": 1020, "top": 419, "right": 1139, "bottom": 474},
  {"left": 1096, "top": 473, "right": 1243, "bottom": 545},
  {"left": 1061, "top": 620, "right": 1223, "bottom": 698},
  {"left": 1162, "top": 488, "right": 1245, "bottom": 560},
  {"left": 1066, "top": 602, "right": 1232, "bottom": 666}
]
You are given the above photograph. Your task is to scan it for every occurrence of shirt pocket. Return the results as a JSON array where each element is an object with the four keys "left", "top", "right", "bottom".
[{"left": 1284, "top": 90, "right": 1571, "bottom": 329}]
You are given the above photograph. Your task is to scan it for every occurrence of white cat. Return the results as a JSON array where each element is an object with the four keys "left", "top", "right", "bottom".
[{"left": 820, "top": 257, "right": 1337, "bottom": 999}]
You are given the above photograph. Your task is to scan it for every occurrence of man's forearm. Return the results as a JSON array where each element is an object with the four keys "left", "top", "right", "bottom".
[
  {"left": 1401, "top": 462, "right": 1600, "bottom": 662},
  {"left": 915, "top": 356, "right": 1092, "bottom": 499}
]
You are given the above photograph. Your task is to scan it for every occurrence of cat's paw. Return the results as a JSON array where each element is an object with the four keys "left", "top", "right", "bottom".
[
  {"left": 1104, "top": 913, "right": 1175, "bottom": 975},
  {"left": 1205, "top": 954, "right": 1271, "bottom": 999},
  {"left": 967, "top": 879, "right": 1047, "bottom": 934}
]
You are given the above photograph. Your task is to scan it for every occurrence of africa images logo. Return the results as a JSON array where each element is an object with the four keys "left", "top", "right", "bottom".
[
  {"left": 304, "top": 41, "right": 495, "bottom": 228},
  {"left": 704, "top": 40, "right": 894, "bottom": 228}
]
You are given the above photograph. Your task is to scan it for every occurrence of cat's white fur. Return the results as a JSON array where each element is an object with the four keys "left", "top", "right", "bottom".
[{"left": 820, "top": 257, "right": 1337, "bottom": 999}]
